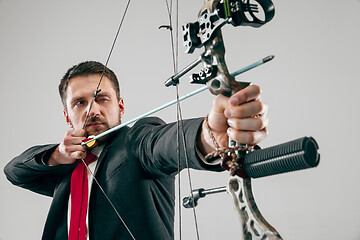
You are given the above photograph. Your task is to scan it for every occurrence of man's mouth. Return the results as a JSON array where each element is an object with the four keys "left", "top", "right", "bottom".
[{"left": 87, "top": 122, "right": 104, "bottom": 128}]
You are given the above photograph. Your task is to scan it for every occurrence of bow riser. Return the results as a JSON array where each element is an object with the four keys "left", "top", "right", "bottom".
[
  {"left": 203, "top": 29, "right": 250, "bottom": 96},
  {"left": 203, "top": 22, "right": 283, "bottom": 240},
  {"left": 184, "top": 0, "right": 281, "bottom": 238}
]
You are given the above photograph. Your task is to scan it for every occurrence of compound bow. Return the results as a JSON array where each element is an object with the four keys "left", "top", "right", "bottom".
[
  {"left": 82, "top": 0, "right": 320, "bottom": 239},
  {"left": 167, "top": 0, "right": 319, "bottom": 239}
]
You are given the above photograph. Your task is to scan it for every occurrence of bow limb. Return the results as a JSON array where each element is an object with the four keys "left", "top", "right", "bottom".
[{"left": 228, "top": 176, "right": 282, "bottom": 240}]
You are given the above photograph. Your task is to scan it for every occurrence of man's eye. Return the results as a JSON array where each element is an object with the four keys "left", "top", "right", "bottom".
[
  {"left": 96, "top": 97, "right": 109, "bottom": 103},
  {"left": 75, "top": 100, "right": 85, "bottom": 106}
]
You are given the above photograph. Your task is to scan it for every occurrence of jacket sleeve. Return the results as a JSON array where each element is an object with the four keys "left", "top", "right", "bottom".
[
  {"left": 128, "top": 117, "right": 223, "bottom": 177},
  {"left": 4, "top": 144, "right": 75, "bottom": 197}
]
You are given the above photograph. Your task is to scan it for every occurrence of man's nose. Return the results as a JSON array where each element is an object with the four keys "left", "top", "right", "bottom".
[{"left": 88, "top": 101, "right": 100, "bottom": 117}]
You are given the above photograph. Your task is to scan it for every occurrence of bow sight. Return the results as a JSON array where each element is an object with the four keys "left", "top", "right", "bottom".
[
  {"left": 165, "top": 0, "right": 275, "bottom": 90},
  {"left": 183, "top": 0, "right": 275, "bottom": 54}
]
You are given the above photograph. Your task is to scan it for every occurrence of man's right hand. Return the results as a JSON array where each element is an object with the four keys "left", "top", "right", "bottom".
[{"left": 47, "top": 129, "right": 87, "bottom": 166}]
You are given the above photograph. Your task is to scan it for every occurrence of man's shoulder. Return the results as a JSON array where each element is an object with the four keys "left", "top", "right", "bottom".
[
  {"left": 132, "top": 117, "right": 166, "bottom": 127},
  {"left": 106, "top": 117, "right": 166, "bottom": 145}
]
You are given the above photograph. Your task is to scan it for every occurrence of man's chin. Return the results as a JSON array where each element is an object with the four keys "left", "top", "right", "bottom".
[{"left": 85, "top": 126, "right": 105, "bottom": 136}]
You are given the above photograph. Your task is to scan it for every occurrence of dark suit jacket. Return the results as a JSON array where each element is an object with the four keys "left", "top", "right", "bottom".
[{"left": 4, "top": 117, "right": 222, "bottom": 240}]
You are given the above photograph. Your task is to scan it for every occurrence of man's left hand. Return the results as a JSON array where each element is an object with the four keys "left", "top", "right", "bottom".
[{"left": 198, "top": 85, "right": 268, "bottom": 155}]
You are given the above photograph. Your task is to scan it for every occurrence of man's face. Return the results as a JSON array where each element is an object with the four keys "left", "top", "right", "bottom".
[{"left": 64, "top": 74, "right": 124, "bottom": 138}]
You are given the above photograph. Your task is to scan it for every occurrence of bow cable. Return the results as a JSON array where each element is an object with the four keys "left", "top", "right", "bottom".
[
  {"left": 163, "top": 1, "right": 184, "bottom": 239},
  {"left": 164, "top": 0, "right": 200, "bottom": 239}
]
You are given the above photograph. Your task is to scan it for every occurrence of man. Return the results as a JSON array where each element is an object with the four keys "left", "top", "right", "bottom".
[{"left": 4, "top": 61, "right": 268, "bottom": 239}]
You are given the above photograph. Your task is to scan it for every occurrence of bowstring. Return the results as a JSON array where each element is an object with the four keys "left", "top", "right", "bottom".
[
  {"left": 81, "top": 158, "right": 136, "bottom": 240},
  {"left": 83, "top": 0, "right": 132, "bottom": 128},
  {"left": 164, "top": 0, "right": 200, "bottom": 239},
  {"left": 80, "top": 1, "right": 136, "bottom": 239}
]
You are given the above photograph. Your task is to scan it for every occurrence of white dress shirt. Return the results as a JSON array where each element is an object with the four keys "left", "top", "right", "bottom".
[{"left": 68, "top": 145, "right": 104, "bottom": 239}]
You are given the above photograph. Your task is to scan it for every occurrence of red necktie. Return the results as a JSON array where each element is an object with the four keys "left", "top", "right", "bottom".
[{"left": 69, "top": 153, "right": 97, "bottom": 240}]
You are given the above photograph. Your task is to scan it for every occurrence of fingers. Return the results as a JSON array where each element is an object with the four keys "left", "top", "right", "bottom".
[
  {"left": 206, "top": 85, "right": 268, "bottom": 148},
  {"left": 226, "top": 107, "right": 268, "bottom": 145},
  {"left": 227, "top": 114, "right": 268, "bottom": 131},
  {"left": 227, "top": 127, "right": 268, "bottom": 145},
  {"left": 225, "top": 86, "right": 268, "bottom": 145},
  {"left": 58, "top": 129, "right": 87, "bottom": 163},
  {"left": 229, "top": 85, "right": 261, "bottom": 106},
  {"left": 211, "top": 85, "right": 262, "bottom": 114},
  {"left": 63, "top": 129, "right": 86, "bottom": 145},
  {"left": 225, "top": 100, "right": 267, "bottom": 119}
]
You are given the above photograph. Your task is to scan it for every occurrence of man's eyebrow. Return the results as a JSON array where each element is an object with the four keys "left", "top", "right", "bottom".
[
  {"left": 68, "top": 91, "right": 112, "bottom": 104},
  {"left": 95, "top": 92, "right": 112, "bottom": 97}
]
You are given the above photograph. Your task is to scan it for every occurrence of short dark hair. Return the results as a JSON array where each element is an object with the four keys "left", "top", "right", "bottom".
[{"left": 59, "top": 61, "right": 120, "bottom": 108}]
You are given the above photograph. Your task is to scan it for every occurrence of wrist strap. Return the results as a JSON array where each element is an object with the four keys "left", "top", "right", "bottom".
[{"left": 204, "top": 115, "right": 254, "bottom": 177}]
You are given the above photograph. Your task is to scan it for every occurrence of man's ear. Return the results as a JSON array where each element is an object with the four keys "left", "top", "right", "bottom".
[
  {"left": 63, "top": 110, "right": 73, "bottom": 128},
  {"left": 119, "top": 97, "right": 125, "bottom": 118}
]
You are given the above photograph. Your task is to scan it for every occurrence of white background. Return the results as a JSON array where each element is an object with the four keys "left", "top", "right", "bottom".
[{"left": 0, "top": 0, "right": 359, "bottom": 239}]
